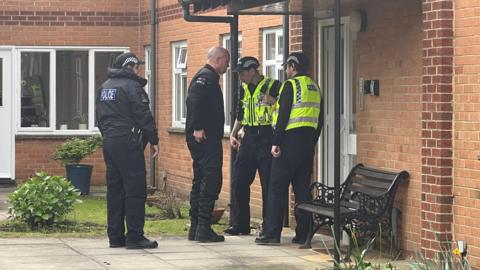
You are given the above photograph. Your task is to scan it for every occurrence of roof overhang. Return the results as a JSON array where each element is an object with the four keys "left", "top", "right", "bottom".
[{"left": 178, "top": 0, "right": 308, "bottom": 16}]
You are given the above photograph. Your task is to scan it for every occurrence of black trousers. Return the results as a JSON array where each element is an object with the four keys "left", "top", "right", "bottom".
[
  {"left": 102, "top": 136, "right": 147, "bottom": 244},
  {"left": 230, "top": 129, "right": 272, "bottom": 230},
  {"left": 187, "top": 136, "right": 223, "bottom": 227},
  {"left": 264, "top": 129, "right": 315, "bottom": 240}
]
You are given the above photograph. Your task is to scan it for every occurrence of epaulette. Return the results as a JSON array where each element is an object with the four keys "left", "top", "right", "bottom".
[{"left": 195, "top": 76, "right": 208, "bottom": 85}]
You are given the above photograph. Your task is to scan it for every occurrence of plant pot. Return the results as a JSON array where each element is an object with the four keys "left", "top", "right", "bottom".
[
  {"left": 65, "top": 164, "right": 92, "bottom": 195},
  {"left": 78, "top": 123, "right": 88, "bottom": 130}
]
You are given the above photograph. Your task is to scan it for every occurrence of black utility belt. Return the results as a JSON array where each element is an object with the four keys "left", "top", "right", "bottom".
[{"left": 243, "top": 125, "right": 273, "bottom": 136}]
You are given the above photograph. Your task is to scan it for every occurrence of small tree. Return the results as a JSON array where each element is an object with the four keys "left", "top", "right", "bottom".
[{"left": 52, "top": 135, "right": 102, "bottom": 165}]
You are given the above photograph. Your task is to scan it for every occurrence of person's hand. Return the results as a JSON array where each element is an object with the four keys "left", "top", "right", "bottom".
[
  {"left": 230, "top": 134, "right": 240, "bottom": 150},
  {"left": 262, "top": 94, "right": 276, "bottom": 105},
  {"left": 193, "top": 129, "right": 206, "bottom": 143},
  {"left": 271, "top": 145, "right": 281, "bottom": 158},
  {"left": 151, "top": 144, "right": 159, "bottom": 158}
]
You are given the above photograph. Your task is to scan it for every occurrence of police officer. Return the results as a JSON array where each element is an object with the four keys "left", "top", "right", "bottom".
[
  {"left": 255, "top": 52, "right": 323, "bottom": 245},
  {"left": 224, "top": 56, "right": 280, "bottom": 236},
  {"left": 96, "top": 52, "right": 159, "bottom": 249},
  {"left": 186, "top": 47, "right": 230, "bottom": 242}
]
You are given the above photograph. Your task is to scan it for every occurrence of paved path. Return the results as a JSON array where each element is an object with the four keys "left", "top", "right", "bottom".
[
  {"left": 0, "top": 236, "right": 334, "bottom": 270},
  {"left": 0, "top": 187, "right": 411, "bottom": 270}
]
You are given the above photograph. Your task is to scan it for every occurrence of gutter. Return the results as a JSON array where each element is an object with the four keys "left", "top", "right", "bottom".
[{"left": 150, "top": 0, "right": 157, "bottom": 188}]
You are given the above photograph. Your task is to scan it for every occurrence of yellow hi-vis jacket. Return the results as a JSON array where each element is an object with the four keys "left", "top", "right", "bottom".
[
  {"left": 272, "top": 76, "right": 322, "bottom": 130},
  {"left": 241, "top": 77, "right": 276, "bottom": 126}
]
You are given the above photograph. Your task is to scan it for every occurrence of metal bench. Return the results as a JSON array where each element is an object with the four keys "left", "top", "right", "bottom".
[{"left": 295, "top": 164, "right": 409, "bottom": 253}]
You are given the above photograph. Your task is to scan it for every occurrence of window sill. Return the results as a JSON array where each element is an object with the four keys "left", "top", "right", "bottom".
[{"left": 16, "top": 132, "right": 100, "bottom": 140}]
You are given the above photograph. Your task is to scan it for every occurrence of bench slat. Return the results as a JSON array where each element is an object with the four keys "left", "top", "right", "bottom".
[
  {"left": 296, "top": 203, "right": 356, "bottom": 217},
  {"left": 350, "top": 176, "right": 392, "bottom": 190},
  {"left": 347, "top": 184, "right": 386, "bottom": 197},
  {"left": 354, "top": 166, "right": 397, "bottom": 181}
]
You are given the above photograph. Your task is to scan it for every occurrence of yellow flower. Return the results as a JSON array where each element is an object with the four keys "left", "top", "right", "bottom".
[{"left": 452, "top": 248, "right": 461, "bottom": 255}]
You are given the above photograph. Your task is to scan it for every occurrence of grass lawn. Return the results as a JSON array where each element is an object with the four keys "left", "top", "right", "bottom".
[{"left": 0, "top": 196, "right": 228, "bottom": 238}]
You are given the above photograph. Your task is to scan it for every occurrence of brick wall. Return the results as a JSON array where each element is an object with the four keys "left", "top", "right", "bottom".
[
  {"left": 453, "top": 0, "right": 480, "bottom": 266},
  {"left": 355, "top": 0, "right": 423, "bottom": 253},
  {"left": 421, "top": 0, "right": 454, "bottom": 258},
  {"left": 15, "top": 138, "right": 106, "bottom": 185}
]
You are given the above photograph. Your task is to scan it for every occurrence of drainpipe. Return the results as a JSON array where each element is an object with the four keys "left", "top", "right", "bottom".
[
  {"left": 179, "top": 1, "right": 239, "bottom": 221},
  {"left": 150, "top": 0, "right": 157, "bottom": 188},
  {"left": 333, "top": 0, "right": 342, "bottom": 267},
  {"left": 282, "top": 14, "right": 289, "bottom": 228}
]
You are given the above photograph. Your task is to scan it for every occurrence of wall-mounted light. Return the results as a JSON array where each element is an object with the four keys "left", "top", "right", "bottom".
[{"left": 349, "top": 9, "right": 367, "bottom": 34}]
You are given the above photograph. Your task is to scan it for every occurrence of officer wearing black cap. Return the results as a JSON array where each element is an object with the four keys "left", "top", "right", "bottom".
[
  {"left": 224, "top": 56, "right": 280, "bottom": 236},
  {"left": 256, "top": 52, "right": 323, "bottom": 245},
  {"left": 96, "top": 52, "right": 159, "bottom": 249},
  {"left": 186, "top": 47, "right": 230, "bottom": 242}
]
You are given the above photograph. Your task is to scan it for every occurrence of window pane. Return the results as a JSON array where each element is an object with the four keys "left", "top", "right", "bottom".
[
  {"left": 266, "top": 65, "right": 275, "bottom": 79},
  {"left": 95, "top": 51, "right": 122, "bottom": 127},
  {"left": 225, "top": 70, "right": 231, "bottom": 125},
  {"left": 277, "top": 68, "right": 285, "bottom": 82},
  {"left": 0, "top": 59, "right": 2, "bottom": 106},
  {"left": 21, "top": 52, "right": 50, "bottom": 127},
  {"left": 175, "top": 74, "right": 181, "bottom": 121},
  {"left": 266, "top": 33, "right": 276, "bottom": 60},
  {"left": 95, "top": 52, "right": 121, "bottom": 92},
  {"left": 182, "top": 74, "right": 187, "bottom": 119},
  {"left": 278, "top": 35, "right": 284, "bottom": 57},
  {"left": 56, "top": 51, "right": 89, "bottom": 130}
]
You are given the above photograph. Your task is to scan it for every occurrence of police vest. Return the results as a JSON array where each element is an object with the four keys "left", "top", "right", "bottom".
[
  {"left": 272, "top": 76, "right": 322, "bottom": 130},
  {"left": 241, "top": 77, "right": 276, "bottom": 126}
]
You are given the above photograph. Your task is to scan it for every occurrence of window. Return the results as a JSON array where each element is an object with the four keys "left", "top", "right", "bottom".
[
  {"left": 56, "top": 51, "right": 89, "bottom": 130},
  {"left": 263, "top": 28, "right": 284, "bottom": 81},
  {"left": 172, "top": 42, "right": 188, "bottom": 127},
  {"left": 20, "top": 52, "right": 51, "bottom": 128},
  {"left": 18, "top": 48, "right": 125, "bottom": 132},
  {"left": 222, "top": 34, "right": 242, "bottom": 128}
]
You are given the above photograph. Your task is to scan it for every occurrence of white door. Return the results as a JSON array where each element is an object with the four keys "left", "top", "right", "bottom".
[
  {"left": 0, "top": 50, "right": 13, "bottom": 181},
  {"left": 317, "top": 19, "right": 357, "bottom": 186}
]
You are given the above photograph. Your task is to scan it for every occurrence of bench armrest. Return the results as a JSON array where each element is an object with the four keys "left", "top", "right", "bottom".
[{"left": 310, "top": 181, "right": 347, "bottom": 206}]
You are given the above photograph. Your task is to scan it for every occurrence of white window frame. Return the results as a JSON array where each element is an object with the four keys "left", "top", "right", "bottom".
[
  {"left": 144, "top": 46, "right": 153, "bottom": 111},
  {"left": 171, "top": 41, "right": 188, "bottom": 128},
  {"left": 222, "top": 33, "right": 242, "bottom": 131},
  {"left": 262, "top": 27, "right": 284, "bottom": 81},
  {"left": 14, "top": 46, "right": 128, "bottom": 135}
]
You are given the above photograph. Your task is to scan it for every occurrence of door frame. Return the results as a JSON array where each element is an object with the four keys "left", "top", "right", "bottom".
[
  {"left": 0, "top": 47, "right": 15, "bottom": 184},
  {"left": 316, "top": 17, "right": 356, "bottom": 186}
]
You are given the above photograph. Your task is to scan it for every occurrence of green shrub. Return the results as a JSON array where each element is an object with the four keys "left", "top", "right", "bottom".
[
  {"left": 52, "top": 135, "right": 102, "bottom": 165},
  {"left": 8, "top": 172, "right": 82, "bottom": 228}
]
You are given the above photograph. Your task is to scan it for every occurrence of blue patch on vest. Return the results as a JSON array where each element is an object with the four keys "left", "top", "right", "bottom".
[
  {"left": 307, "top": 84, "right": 318, "bottom": 91},
  {"left": 100, "top": 89, "right": 117, "bottom": 101}
]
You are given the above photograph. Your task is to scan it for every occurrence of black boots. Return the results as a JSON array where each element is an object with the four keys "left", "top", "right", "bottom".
[
  {"left": 224, "top": 226, "right": 251, "bottom": 236},
  {"left": 195, "top": 225, "right": 225, "bottom": 242},
  {"left": 126, "top": 237, "right": 158, "bottom": 249},
  {"left": 188, "top": 222, "right": 197, "bottom": 241}
]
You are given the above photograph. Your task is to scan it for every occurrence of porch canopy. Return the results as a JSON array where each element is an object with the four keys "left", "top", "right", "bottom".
[{"left": 179, "top": 0, "right": 343, "bottom": 265}]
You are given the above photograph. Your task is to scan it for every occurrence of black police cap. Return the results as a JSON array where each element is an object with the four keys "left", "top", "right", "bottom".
[
  {"left": 283, "top": 52, "right": 309, "bottom": 69},
  {"left": 233, "top": 56, "right": 260, "bottom": 72},
  {"left": 113, "top": 52, "right": 145, "bottom": 68}
]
